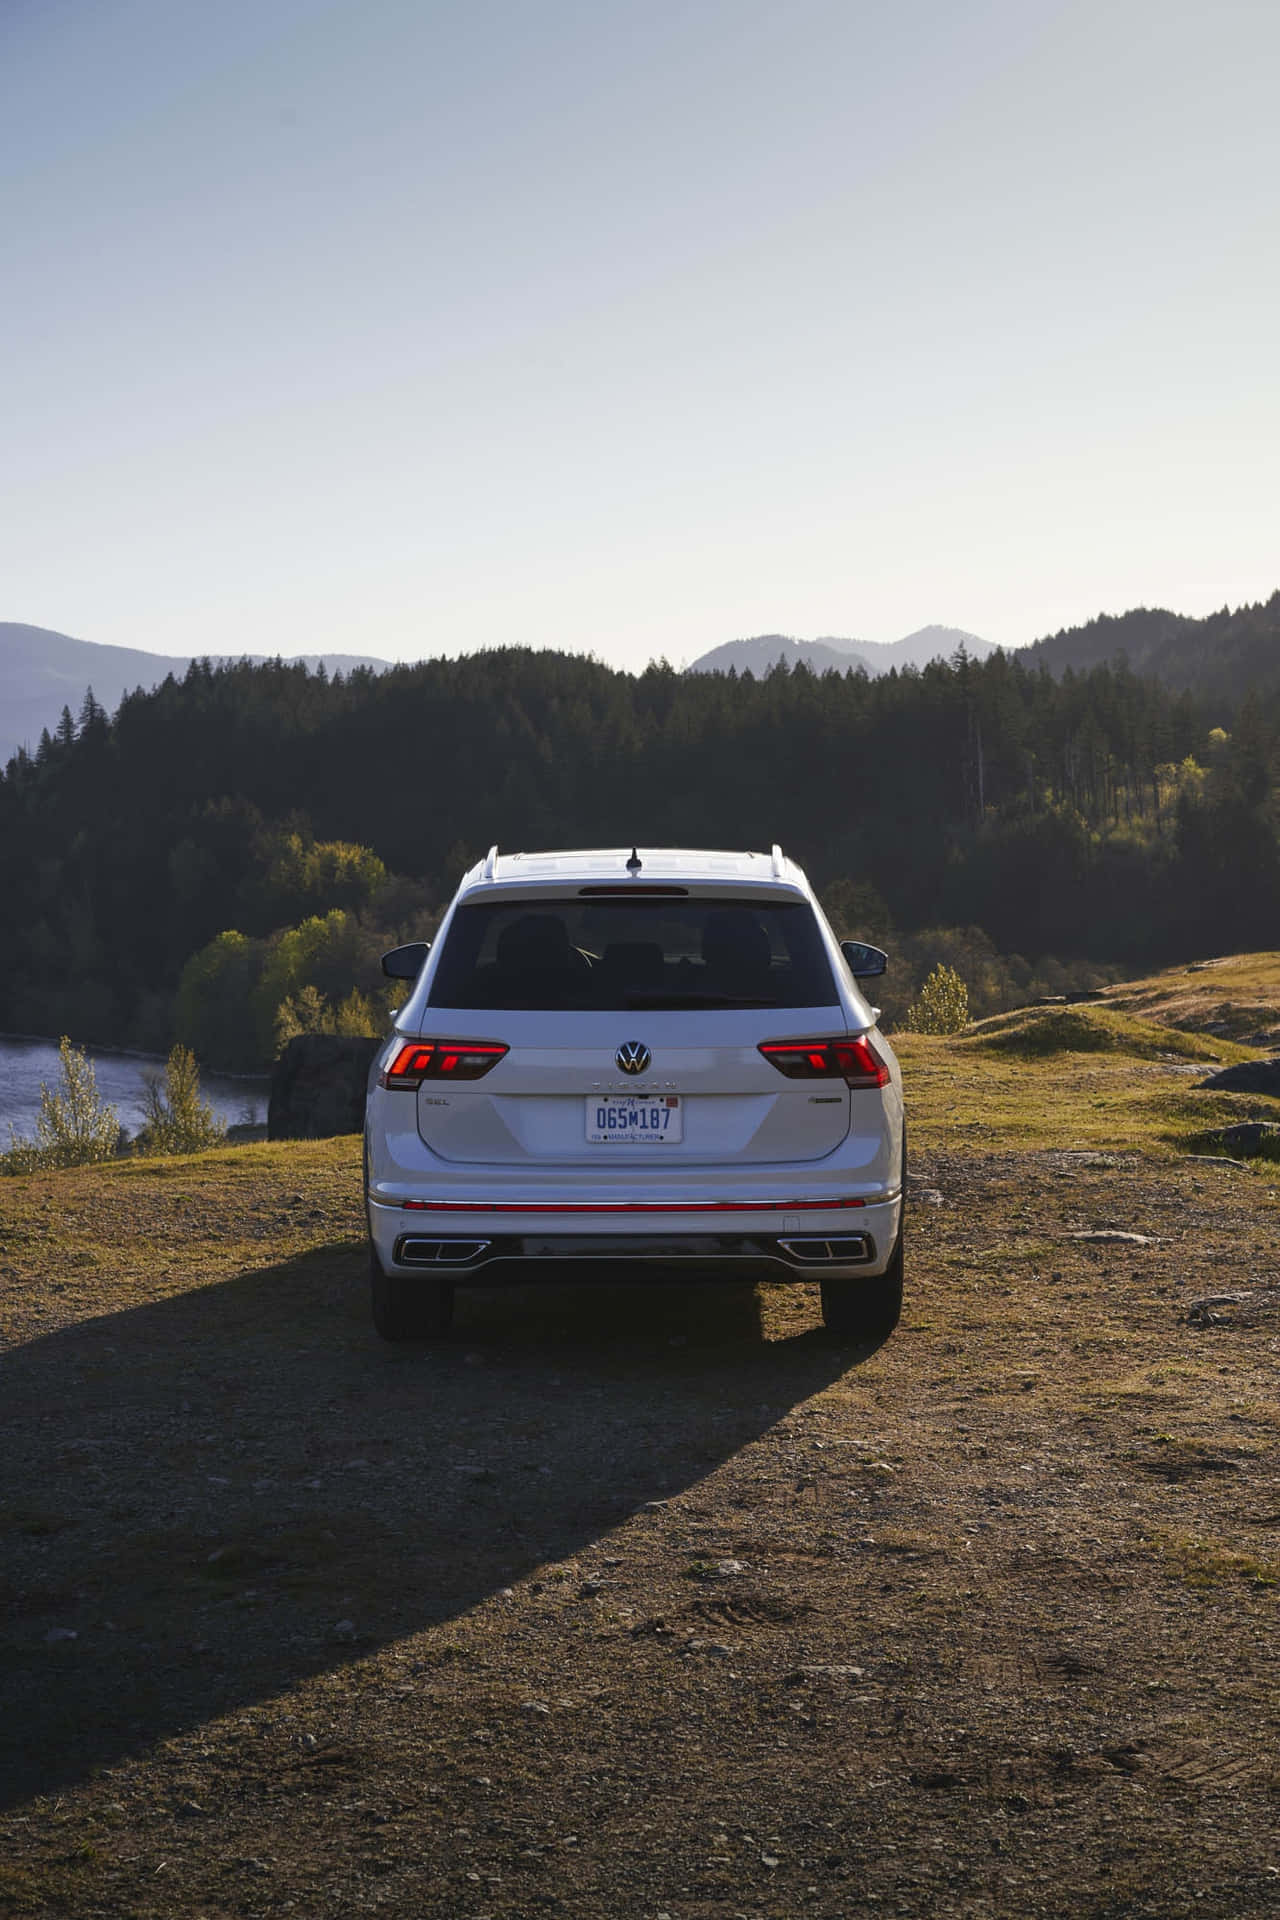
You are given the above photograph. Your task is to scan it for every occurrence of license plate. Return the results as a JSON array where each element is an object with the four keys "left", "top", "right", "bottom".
[{"left": 586, "top": 1094, "right": 682, "bottom": 1144}]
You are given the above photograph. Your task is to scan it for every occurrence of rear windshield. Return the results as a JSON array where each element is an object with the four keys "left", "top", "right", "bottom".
[{"left": 428, "top": 897, "right": 838, "bottom": 1010}]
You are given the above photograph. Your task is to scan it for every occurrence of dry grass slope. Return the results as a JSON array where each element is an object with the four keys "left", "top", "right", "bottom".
[{"left": 1, "top": 953, "right": 1279, "bottom": 1918}]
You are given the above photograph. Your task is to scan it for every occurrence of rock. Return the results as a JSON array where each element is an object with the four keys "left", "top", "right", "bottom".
[
  {"left": 910, "top": 1187, "right": 944, "bottom": 1207},
  {"left": 1187, "top": 1289, "right": 1280, "bottom": 1328},
  {"left": 784, "top": 1664, "right": 867, "bottom": 1683},
  {"left": 1196, "top": 1059, "right": 1280, "bottom": 1095},
  {"left": 267, "top": 1034, "right": 382, "bottom": 1141},
  {"left": 1196, "top": 1122, "right": 1280, "bottom": 1159},
  {"left": 1067, "top": 1230, "right": 1155, "bottom": 1246}
]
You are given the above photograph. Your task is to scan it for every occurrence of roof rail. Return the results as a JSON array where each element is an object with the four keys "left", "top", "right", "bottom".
[
  {"left": 482, "top": 844, "right": 499, "bottom": 881},
  {"left": 770, "top": 843, "right": 785, "bottom": 878}
]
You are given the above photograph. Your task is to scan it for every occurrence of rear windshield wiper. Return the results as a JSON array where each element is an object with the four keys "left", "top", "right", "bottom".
[{"left": 622, "top": 992, "right": 780, "bottom": 1009}]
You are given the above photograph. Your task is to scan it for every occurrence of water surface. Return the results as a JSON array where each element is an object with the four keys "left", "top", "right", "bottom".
[{"left": 0, "top": 1035, "right": 267, "bottom": 1144}]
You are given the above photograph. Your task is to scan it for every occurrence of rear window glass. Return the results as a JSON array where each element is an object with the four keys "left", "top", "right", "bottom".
[{"left": 427, "top": 898, "right": 837, "bottom": 1010}]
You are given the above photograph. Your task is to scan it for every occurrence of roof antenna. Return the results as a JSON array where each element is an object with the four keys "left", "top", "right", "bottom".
[{"left": 625, "top": 846, "right": 642, "bottom": 875}]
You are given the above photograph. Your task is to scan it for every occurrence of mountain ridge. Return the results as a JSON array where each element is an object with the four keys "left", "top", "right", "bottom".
[
  {"left": 0, "top": 623, "right": 393, "bottom": 767},
  {"left": 685, "top": 625, "right": 996, "bottom": 677},
  {"left": 1021, "top": 593, "right": 1280, "bottom": 702}
]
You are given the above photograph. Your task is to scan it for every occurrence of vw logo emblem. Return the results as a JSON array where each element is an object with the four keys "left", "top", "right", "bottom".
[{"left": 616, "top": 1040, "right": 651, "bottom": 1075}]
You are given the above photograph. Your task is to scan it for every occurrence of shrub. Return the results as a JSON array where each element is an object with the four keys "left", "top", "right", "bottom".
[
  {"left": 137, "top": 1046, "right": 227, "bottom": 1155},
  {"left": 901, "top": 964, "right": 970, "bottom": 1034},
  {"left": 4, "top": 1036, "right": 122, "bottom": 1171},
  {"left": 273, "top": 986, "right": 383, "bottom": 1053}
]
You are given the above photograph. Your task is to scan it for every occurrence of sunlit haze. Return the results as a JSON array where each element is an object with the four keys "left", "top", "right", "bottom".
[{"left": 2, "top": 0, "right": 1276, "bottom": 668}]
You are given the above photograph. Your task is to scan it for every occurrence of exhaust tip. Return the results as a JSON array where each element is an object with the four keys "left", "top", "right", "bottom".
[
  {"left": 777, "top": 1234, "right": 872, "bottom": 1264},
  {"left": 397, "top": 1237, "right": 491, "bottom": 1267}
]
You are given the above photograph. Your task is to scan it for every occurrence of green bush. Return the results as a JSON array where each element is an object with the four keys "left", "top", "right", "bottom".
[
  {"left": 137, "top": 1046, "right": 227, "bottom": 1155},
  {"left": 273, "top": 985, "right": 384, "bottom": 1053},
  {"left": 4, "top": 1037, "right": 122, "bottom": 1172},
  {"left": 901, "top": 964, "right": 970, "bottom": 1034},
  {"left": 174, "top": 928, "right": 266, "bottom": 1072}
]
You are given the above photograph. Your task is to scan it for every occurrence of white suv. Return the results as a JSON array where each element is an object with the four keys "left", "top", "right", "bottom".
[{"left": 364, "top": 846, "right": 904, "bottom": 1340}]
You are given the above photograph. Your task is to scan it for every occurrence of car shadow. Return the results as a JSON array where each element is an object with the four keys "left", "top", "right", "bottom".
[{"left": 0, "top": 1243, "right": 884, "bottom": 1807}]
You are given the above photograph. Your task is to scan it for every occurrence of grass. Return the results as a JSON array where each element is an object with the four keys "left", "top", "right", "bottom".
[
  {"left": 1152, "top": 1533, "right": 1280, "bottom": 1590},
  {"left": 3, "top": 949, "right": 1280, "bottom": 1917},
  {"left": 967, "top": 1003, "right": 1256, "bottom": 1062},
  {"left": 1101, "top": 949, "right": 1280, "bottom": 1040},
  {"left": 896, "top": 1038, "right": 1275, "bottom": 1165}
]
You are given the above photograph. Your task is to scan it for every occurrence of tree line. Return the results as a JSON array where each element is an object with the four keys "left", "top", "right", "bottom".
[{"left": 1, "top": 644, "right": 1277, "bottom": 1069}]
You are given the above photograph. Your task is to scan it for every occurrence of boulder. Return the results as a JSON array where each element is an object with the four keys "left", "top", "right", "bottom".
[
  {"left": 1196, "top": 1058, "right": 1280, "bottom": 1095},
  {"left": 1193, "top": 1121, "right": 1280, "bottom": 1160},
  {"left": 268, "top": 1034, "right": 382, "bottom": 1140}
]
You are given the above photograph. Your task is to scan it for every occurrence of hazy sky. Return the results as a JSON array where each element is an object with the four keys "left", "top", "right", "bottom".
[{"left": 2, "top": 0, "right": 1276, "bottom": 668}]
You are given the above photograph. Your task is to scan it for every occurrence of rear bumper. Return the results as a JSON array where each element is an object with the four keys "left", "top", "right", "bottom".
[{"left": 368, "top": 1194, "right": 902, "bottom": 1283}]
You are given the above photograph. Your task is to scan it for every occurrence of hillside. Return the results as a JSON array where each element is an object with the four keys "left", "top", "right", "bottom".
[
  {"left": 5, "top": 641, "right": 1280, "bottom": 1067},
  {"left": 686, "top": 624, "right": 994, "bottom": 676},
  {"left": 0, "top": 623, "right": 393, "bottom": 767},
  {"left": 1023, "top": 592, "right": 1280, "bottom": 705},
  {"left": 3, "top": 964, "right": 1278, "bottom": 1915}
]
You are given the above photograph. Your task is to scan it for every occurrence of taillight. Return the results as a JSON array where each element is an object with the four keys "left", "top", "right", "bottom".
[
  {"left": 758, "top": 1035, "right": 890, "bottom": 1089},
  {"left": 379, "top": 1039, "right": 509, "bottom": 1088}
]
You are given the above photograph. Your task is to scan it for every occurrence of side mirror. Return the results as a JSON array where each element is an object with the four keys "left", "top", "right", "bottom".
[
  {"left": 841, "top": 939, "right": 887, "bottom": 979},
  {"left": 382, "top": 940, "right": 431, "bottom": 980}
]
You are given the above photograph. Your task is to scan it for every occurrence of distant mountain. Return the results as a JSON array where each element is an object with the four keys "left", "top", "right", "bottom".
[
  {"left": 685, "top": 633, "right": 874, "bottom": 676},
  {"left": 686, "top": 625, "right": 995, "bottom": 677},
  {"left": 850, "top": 625, "right": 996, "bottom": 671},
  {"left": 1021, "top": 594, "right": 1280, "bottom": 703},
  {"left": 0, "top": 623, "right": 392, "bottom": 767}
]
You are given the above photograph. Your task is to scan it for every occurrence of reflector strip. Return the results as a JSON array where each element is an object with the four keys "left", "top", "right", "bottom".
[{"left": 399, "top": 1196, "right": 867, "bottom": 1213}]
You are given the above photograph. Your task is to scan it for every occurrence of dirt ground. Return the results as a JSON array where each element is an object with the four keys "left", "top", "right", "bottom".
[{"left": 2, "top": 1067, "right": 1279, "bottom": 1916}]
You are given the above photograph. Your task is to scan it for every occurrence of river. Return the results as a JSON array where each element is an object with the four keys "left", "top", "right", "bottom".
[{"left": 0, "top": 1035, "right": 268, "bottom": 1144}]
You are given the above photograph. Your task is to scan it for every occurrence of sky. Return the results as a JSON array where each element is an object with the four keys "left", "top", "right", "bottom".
[{"left": 2, "top": 0, "right": 1277, "bottom": 670}]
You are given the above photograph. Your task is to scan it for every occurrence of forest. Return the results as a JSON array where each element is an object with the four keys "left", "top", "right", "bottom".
[
  {"left": 1025, "top": 589, "right": 1280, "bottom": 701},
  {"left": 1, "top": 633, "right": 1278, "bottom": 1070}
]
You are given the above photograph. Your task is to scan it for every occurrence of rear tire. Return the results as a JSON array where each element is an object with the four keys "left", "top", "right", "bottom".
[
  {"left": 369, "top": 1244, "right": 454, "bottom": 1341},
  {"left": 820, "top": 1228, "right": 903, "bottom": 1340}
]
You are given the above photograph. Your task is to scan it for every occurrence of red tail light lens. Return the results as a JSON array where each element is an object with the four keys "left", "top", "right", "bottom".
[
  {"left": 758, "top": 1035, "right": 890, "bottom": 1089},
  {"left": 379, "top": 1039, "right": 508, "bottom": 1088}
]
